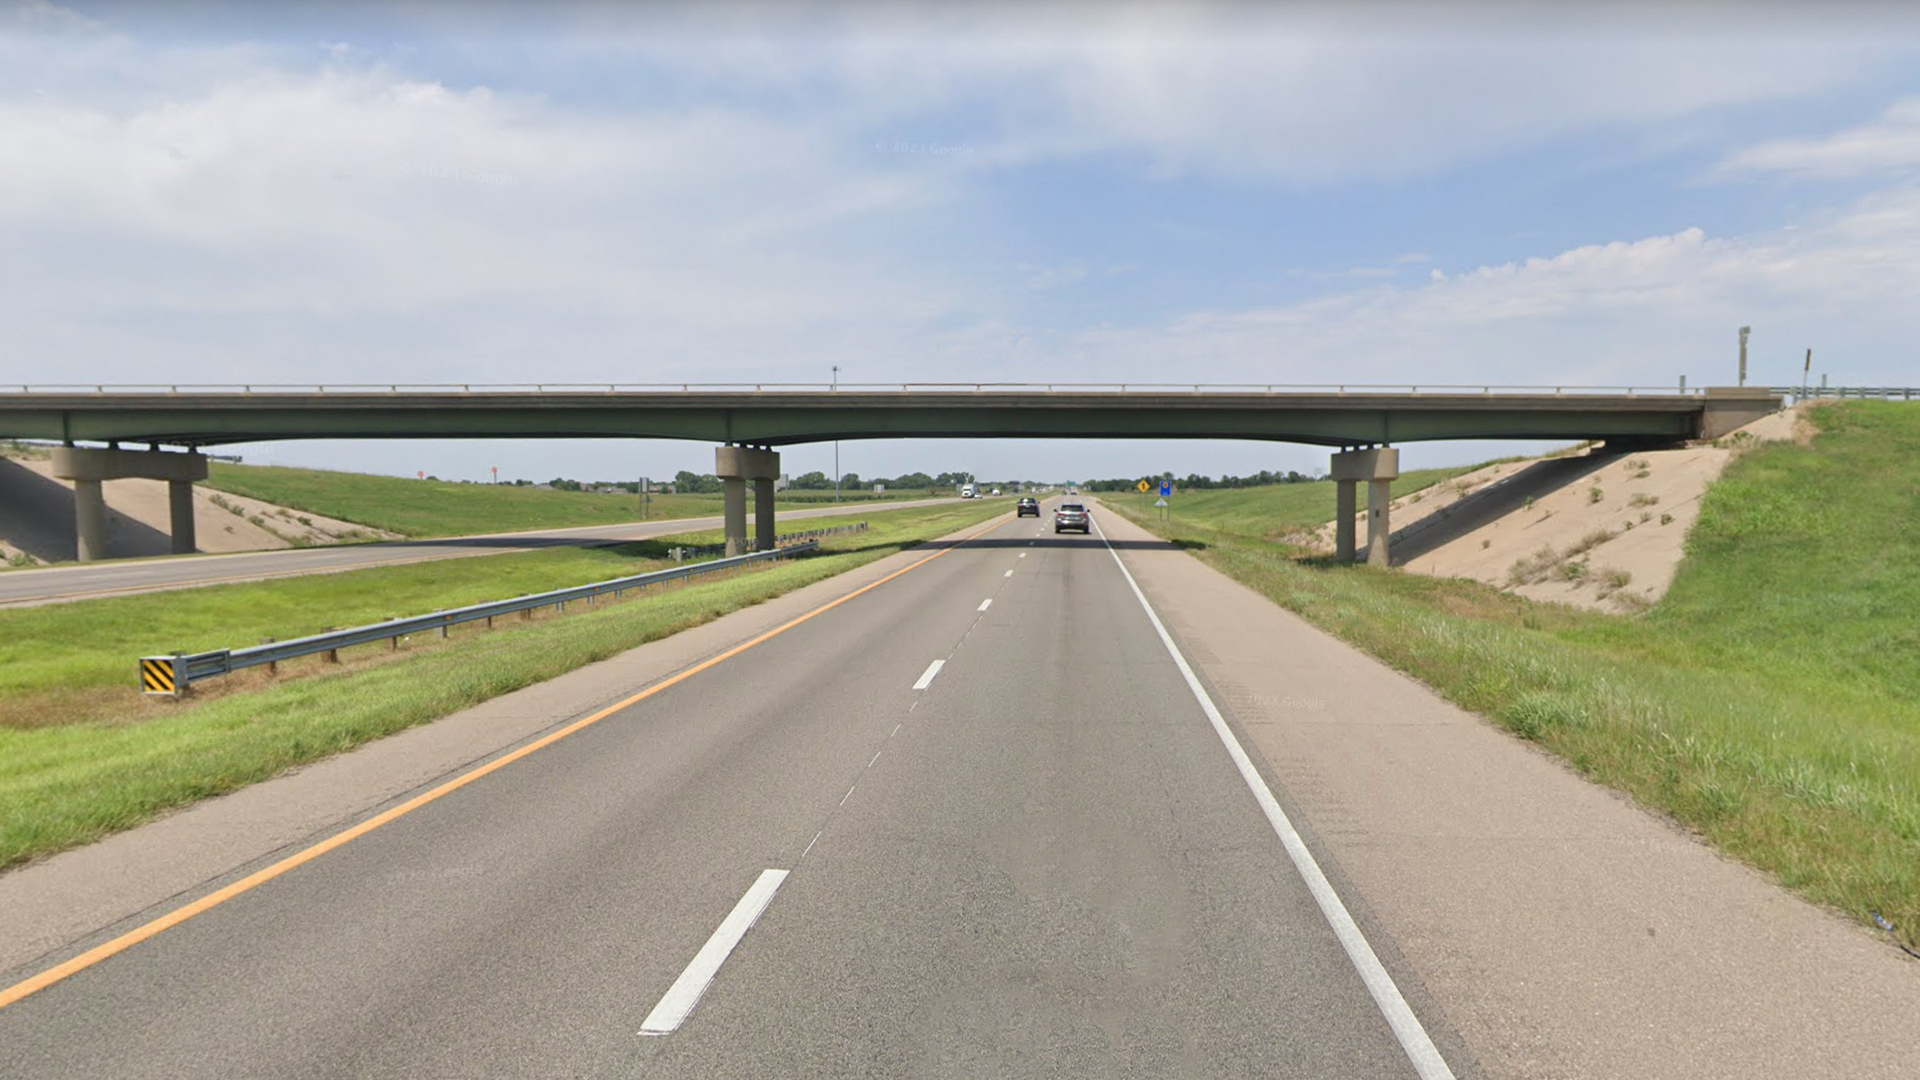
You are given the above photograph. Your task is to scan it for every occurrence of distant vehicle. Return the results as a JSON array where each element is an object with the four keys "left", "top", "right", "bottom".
[
  {"left": 1017, "top": 497, "right": 1040, "bottom": 517},
  {"left": 960, "top": 483, "right": 977, "bottom": 498},
  {"left": 1054, "top": 503, "right": 1091, "bottom": 534},
  {"left": 990, "top": 488, "right": 1001, "bottom": 496}
]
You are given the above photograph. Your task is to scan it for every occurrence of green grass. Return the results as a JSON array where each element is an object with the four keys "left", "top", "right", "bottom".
[
  {"left": 0, "top": 500, "right": 1007, "bottom": 869},
  {"left": 203, "top": 462, "right": 944, "bottom": 538},
  {"left": 1104, "top": 468, "right": 1475, "bottom": 541},
  {"left": 0, "top": 541, "right": 684, "bottom": 731},
  {"left": 1101, "top": 401, "right": 1920, "bottom": 945}
]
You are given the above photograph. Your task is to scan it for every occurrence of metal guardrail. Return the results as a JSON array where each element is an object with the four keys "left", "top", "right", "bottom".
[
  {"left": 14, "top": 381, "right": 1728, "bottom": 396},
  {"left": 1774, "top": 386, "right": 1918, "bottom": 401},
  {"left": 668, "top": 521, "right": 869, "bottom": 562},
  {"left": 138, "top": 541, "right": 818, "bottom": 696}
]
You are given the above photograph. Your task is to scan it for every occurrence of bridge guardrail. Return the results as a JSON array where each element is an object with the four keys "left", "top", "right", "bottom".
[
  {"left": 138, "top": 541, "right": 820, "bottom": 696},
  {"left": 12, "top": 381, "right": 1745, "bottom": 396},
  {"left": 1774, "top": 386, "right": 1917, "bottom": 401}
]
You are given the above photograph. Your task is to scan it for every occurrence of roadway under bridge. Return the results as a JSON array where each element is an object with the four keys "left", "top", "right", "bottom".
[{"left": 0, "top": 384, "right": 1782, "bottom": 563}]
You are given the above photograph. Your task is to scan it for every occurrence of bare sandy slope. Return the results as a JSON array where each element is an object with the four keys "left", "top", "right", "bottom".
[
  {"left": 0, "top": 450, "right": 396, "bottom": 565},
  {"left": 1304, "top": 407, "right": 1805, "bottom": 612}
]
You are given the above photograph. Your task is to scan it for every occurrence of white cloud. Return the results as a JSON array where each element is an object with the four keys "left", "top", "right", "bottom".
[
  {"left": 1716, "top": 97, "right": 1920, "bottom": 179},
  {"left": 2, "top": 6, "right": 1916, "bottom": 410},
  {"left": 1058, "top": 188, "right": 1920, "bottom": 389},
  {"left": 0, "top": 59, "right": 985, "bottom": 383},
  {"left": 527, "top": 4, "right": 1911, "bottom": 186}
]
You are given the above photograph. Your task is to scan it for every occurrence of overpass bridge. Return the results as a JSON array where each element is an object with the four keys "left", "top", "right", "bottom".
[{"left": 0, "top": 383, "right": 1780, "bottom": 564}]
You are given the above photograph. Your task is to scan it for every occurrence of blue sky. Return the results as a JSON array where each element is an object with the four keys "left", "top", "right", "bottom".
[{"left": 5, "top": 1, "right": 1919, "bottom": 485}]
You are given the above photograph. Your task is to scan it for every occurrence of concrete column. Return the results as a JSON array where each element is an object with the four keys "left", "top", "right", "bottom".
[
  {"left": 753, "top": 477, "right": 776, "bottom": 553},
  {"left": 1367, "top": 479, "right": 1393, "bottom": 565},
  {"left": 1329, "top": 447, "right": 1399, "bottom": 567},
  {"left": 714, "top": 445, "right": 780, "bottom": 558},
  {"left": 722, "top": 478, "right": 748, "bottom": 556},
  {"left": 73, "top": 479, "right": 107, "bottom": 563},
  {"left": 1335, "top": 480, "right": 1357, "bottom": 562},
  {"left": 169, "top": 480, "right": 197, "bottom": 554},
  {"left": 51, "top": 445, "right": 208, "bottom": 563}
]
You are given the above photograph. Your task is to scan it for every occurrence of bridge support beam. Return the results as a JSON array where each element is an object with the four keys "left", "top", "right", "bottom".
[
  {"left": 1330, "top": 447, "right": 1399, "bottom": 565},
  {"left": 51, "top": 446, "right": 207, "bottom": 562},
  {"left": 1335, "top": 479, "right": 1357, "bottom": 562},
  {"left": 715, "top": 446, "right": 780, "bottom": 556}
]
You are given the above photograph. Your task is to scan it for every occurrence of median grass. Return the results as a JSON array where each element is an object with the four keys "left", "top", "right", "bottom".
[
  {"left": 204, "top": 461, "right": 941, "bottom": 538},
  {"left": 1103, "top": 401, "right": 1920, "bottom": 947},
  {"left": 1101, "top": 467, "right": 1475, "bottom": 541},
  {"left": 0, "top": 500, "right": 1007, "bottom": 870}
]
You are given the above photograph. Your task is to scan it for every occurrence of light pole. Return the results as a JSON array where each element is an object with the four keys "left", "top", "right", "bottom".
[{"left": 832, "top": 366, "right": 841, "bottom": 504}]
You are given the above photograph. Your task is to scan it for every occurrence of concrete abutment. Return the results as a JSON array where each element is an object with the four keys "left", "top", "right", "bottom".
[{"left": 50, "top": 446, "right": 207, "bottom": 562}]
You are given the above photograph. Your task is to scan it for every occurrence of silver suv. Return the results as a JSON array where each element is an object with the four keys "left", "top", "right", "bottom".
[{"left": 1054, "top": 503, "right": 1091, "bottom": 534}]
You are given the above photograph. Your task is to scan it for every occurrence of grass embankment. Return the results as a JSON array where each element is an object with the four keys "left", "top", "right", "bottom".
[
  {"left": 1104, "top": 467, "right": 1476, "bottom": 540},
  {"left": 1104, "top": 401, "right": 1920, "bottom": 944},
  {"left": 204, "top": 462, "right": 941, "bottom": 538},
  {"left": 0, "top": 501, "right": 1007, "bottom": 870}
]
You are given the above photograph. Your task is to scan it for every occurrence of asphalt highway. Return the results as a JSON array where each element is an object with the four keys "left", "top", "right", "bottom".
[
  {"left": 0, "top": 496, "right": 960, "bottom": 607},
  {"left": 0, "top": 504, "right": 1454, "bottom": 1078}
]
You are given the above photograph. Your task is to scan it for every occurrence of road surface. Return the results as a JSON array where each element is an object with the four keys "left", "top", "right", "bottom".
[
  {"left": 0, "top": 502, "right": 1455, "bottom": 1078},
  {"left": 0, "top": 496, "right": 961, "bottom": 607}
]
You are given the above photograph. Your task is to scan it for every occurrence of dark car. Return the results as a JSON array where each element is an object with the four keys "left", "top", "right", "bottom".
[
  {"left": 1017, "top": 497, "right": 1040, "bottom": 517},
  {"left": 1054, "top": 503, "right": 1091, "bottom": 534}
]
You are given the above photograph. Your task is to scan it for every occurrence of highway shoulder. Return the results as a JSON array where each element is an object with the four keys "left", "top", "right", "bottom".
[
  {"left": 0, "top": 512, "right": 1012, "bottom": 985},
  {"left": 1092, "top": 504, "right": 1920, "bottom": 1080}
]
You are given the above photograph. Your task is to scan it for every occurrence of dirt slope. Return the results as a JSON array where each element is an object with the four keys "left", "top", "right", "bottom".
[
  {"left": 1304, "top": 407, "right": 1804, "bottom": 612},
  {"left": 0, "top": 448, "right": 396, "bottom": 565}
]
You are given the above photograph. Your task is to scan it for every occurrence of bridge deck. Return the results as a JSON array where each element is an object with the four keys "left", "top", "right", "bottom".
[{"left": 0, "top": 386, "right": 1776, "bottom": 447}]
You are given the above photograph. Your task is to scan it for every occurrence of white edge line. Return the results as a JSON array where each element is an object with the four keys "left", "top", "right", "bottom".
[
  {"left": 978, "top": 598, "right": 992, "bottom": 611},
  {"left": 1091, "top": 520, "right": 1457, "bottom": 1080},
  {"left": 638, "top": 868, "right": 789, "bottom": 1036},
  {"left": 912, "top": 658, "right": 945, "bottom": 690}
]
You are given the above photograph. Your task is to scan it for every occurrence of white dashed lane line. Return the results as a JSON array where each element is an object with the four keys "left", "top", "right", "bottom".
[
  {"left": 912, "top": 659, "right": 945, "bottom": 690},
  {"left": 978, "top": 599, "right": 992, "bottom": 612},
  {"left": 639, "top": 869, "right": 790, "bottom": 1036}
]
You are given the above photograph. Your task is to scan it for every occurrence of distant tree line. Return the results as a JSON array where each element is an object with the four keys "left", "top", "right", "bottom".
[
  {"left": 520, "top": 469, "right": 1041, "bottom": 493},
  {"left": 1079, "top": 469, "right": 1322, "bottom": 493}
]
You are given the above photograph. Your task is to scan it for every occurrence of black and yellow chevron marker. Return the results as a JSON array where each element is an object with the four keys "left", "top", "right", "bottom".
[{"left": 140, "top": 657, "right": 178, "bottom": 696}]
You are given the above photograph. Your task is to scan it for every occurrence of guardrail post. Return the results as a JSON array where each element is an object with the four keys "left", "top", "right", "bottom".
[{"left": 262, "top": 638, "right": 277, "bottom": 675}]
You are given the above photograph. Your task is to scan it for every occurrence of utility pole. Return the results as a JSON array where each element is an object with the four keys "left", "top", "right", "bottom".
[
  {"left": 832, "top": 365, "right": 841, "bottom": 504},
  {"left": 1738, "top": 326, "right": 1750, "bottom": 387}
]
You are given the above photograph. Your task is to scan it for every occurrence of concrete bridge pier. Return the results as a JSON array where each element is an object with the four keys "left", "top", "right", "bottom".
[
  {"left": 1330, "top": 447, "right": 1399, "bottom": 565},
  {"left": 715, "top": 445, "right": 780, "bottom": 556},
  {"left": 51, "top": 445, "right": 208, "bottom": 562}
]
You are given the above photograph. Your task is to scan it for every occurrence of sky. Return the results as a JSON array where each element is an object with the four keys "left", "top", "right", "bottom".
[{"left": 3, "top": 0, "right": 1918, "bottom": 485}]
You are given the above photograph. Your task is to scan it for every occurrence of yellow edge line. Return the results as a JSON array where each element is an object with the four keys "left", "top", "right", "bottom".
[{"left": 0, "top": 514, "right": 1011, "bottom": 1012}]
